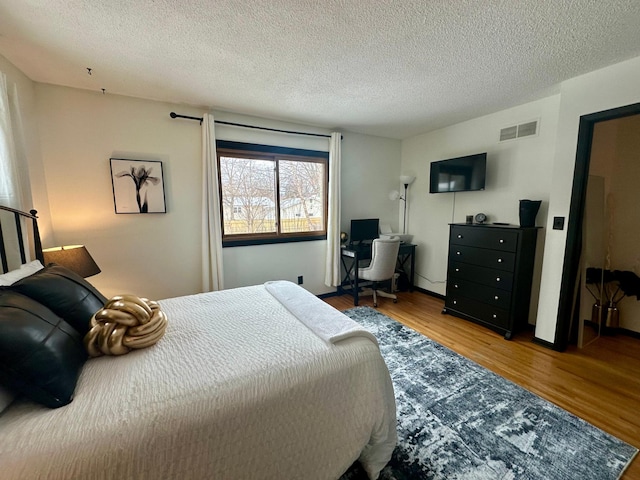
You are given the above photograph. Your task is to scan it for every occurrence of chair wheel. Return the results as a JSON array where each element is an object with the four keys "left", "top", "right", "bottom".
[
  {"left": 373, "top": 303, "right": 378, "bottom": 307},
  {"left": 393, "top": 299, "right": 397, "bottom": 303}
]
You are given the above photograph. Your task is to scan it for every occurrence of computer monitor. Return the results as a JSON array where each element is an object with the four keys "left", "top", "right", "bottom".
[{"left": 350, "top": 218, "right": 379, "bottom": 245}]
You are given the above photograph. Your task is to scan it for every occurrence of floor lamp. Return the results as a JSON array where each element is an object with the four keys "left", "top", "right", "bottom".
[
  {"left": 400, "top": 175, "right": 416, "bottom": 234},
  {"left": 389, "top": 175, "right": 416, "bottom": 234}
]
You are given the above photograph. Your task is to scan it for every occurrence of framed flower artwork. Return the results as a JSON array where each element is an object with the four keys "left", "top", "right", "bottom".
[{"left": 110, "top": 158, "right": 166, "bottom": 214}]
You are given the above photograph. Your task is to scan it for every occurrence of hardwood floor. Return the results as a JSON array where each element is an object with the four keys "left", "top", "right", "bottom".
[{"left": 324, "top": 291, "right": 640, "bottom": 479}]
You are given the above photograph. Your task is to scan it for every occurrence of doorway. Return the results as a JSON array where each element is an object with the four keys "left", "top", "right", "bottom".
[{"left": 555, "top": 102, "right": 640, "bottom": 350}]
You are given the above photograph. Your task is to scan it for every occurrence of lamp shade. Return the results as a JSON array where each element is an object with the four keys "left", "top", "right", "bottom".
[
  {"left": 389, "top": 190, "right": 401, "bottom": 201},
  {"left": 400, "top": 175, "right": 416, "bottom": 186},
  {"left": 42, "top": 245, "right": 101, "bottom": 278}
]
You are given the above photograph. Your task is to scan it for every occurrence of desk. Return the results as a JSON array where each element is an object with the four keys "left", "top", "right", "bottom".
[{"left": 339, "top": 242, "right": 416, "bottom": 306}]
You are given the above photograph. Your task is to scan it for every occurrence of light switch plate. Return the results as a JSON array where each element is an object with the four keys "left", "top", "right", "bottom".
[{"left": 553, "top": 217, "right": 565, "bottom": 230}]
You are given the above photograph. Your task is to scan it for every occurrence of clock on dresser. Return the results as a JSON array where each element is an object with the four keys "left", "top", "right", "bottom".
[
  {"left": 443, "top": 223, "right": 540, "bottom": 339},
  {"left": 474, "top": 212, "right": 487, "bottom": 224}
]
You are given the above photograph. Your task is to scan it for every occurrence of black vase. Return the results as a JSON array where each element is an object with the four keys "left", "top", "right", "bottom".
[{"left": 519, "top": 200, "right": 541, "bottom": 227}]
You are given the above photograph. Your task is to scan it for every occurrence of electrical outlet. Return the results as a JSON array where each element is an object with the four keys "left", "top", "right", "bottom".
[
  {"left": 553, "top": 216, "right": 565, "bottom": 230},
  {"left": 297, "top": 275, "right": 303, "bottom": 285}
]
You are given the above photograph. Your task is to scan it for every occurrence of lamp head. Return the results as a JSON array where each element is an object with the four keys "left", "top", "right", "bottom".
[
  {"left": 400, "top": 175, "right": 416, "bottom": 187},
  {"left": 42, "top": 245, "right": 101, "bottom": 278}
]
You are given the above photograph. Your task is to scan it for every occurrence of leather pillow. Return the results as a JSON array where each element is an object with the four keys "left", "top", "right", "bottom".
[
  {"left": 12, "top": 264, "right": 107, "bottom": 335},
  {"left": 0, "top": 290, "right": 87, "bottom": 408}
]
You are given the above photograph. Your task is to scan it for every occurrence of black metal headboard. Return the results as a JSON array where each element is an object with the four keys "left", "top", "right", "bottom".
[{"left": 0, "top": 206, "right": 44, "bottom": 273}]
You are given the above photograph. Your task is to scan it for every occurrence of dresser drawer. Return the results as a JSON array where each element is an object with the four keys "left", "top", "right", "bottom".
[
  {"left": 450, "top": 226, "right": 519, "bottom": 252},
  {"left": 448, "top": 261, "right": 514, "bottom": 291},
  {"left": 445, "top": 295, "right": 510, "bottom": 330},
  {"left": 449, "top": 244, "right": 515, "bottom": 272},
  {"left": 447, "top": 279, "right": 512, "bottom": 310}
]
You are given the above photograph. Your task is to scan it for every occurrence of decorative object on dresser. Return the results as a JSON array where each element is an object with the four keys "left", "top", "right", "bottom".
[
  {"left": 443, "top": 223, "right": 540, "bottom": 339},
  {"left": 474, "top": 212, "right": 487, "bottom": 224},
  {"left": 519, "top": 199, "right": 542, "bottom": 227}
]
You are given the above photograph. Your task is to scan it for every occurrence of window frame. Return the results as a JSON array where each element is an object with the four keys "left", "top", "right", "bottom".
[{"left": 216, "top": 140, "right": 329, "bottom": 247}]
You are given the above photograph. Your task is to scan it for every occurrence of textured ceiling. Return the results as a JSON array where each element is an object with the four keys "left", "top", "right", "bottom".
[{"left": 1, "top": 0, "right": 640, "bottom": 139}]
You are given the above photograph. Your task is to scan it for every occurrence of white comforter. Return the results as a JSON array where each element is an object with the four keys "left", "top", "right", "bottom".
[{"left": 0, "top": 282, "right": 396, "bottom": 479}]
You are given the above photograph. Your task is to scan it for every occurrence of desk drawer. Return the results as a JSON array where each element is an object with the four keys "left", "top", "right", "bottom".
[
  {"left": 447, "top": 279, "right": 512, "bottom": 310},
  {"left": 450, "top": 226, "right": 519, "bottom": 252},
  {"left": 449, "top": 245, "right": 515, "bottom": 272},
  {"left": 448, "top": 261, "right": 514, "bottom": 291}
]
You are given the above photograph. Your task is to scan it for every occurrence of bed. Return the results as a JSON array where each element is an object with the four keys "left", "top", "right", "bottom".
[{"left": 0, "top": 206, "right": 397, "bottom": 479}]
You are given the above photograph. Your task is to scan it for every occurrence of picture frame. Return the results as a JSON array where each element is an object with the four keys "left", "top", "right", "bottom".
[{"left": 110, "top": 158, "right": 166, "bottom": 214}]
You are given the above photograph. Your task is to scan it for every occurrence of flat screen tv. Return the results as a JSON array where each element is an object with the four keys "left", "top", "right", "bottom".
[{"left": 429, "top": 153, "right": 487, "bottom": 193}]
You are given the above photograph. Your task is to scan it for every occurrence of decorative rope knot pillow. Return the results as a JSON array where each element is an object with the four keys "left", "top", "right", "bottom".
[{"left": 84, "top": 295, "right": 168, "bottom": 357}]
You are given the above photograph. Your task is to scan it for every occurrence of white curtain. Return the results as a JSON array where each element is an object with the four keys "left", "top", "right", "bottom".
[
  {"left": 324, "top": 132, "right": 342, "bottom": 287},
  {"left": 0, "top": 72, "right": 27, "bottom": 210},
  {"left": 201, "top": 113, "right": 224, "bottom": 291}
]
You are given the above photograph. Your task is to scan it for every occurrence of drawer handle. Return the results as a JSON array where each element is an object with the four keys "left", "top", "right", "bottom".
[
  {"left": 456, "top": 251, "right": 461, "bottom": 255},
  {"left": 494, "top": 295, "right": 499, "bottom": 300},
  {"left": 454, "top": 284, "right": 458, "bottom": 288},
  {"left": 492, "top": 314, "right": 497, "bottom": 319},
  {"left": 453, "top": 300, "right": 457, "bottom": 305},
  {"left": 499, "top": 239, "right": 504, "bottom": 244},
  {"left": 497, "top": 258, "right": 503, "bottom": 263},
  {"left": 457, "top": 234, "right": 463, "bottom": 239},
  {"left": 496, "top": 277, "right": 501, "bottom": 282},
  {"left": 455, "top": 268, "right": 460, "bottom": 272}
]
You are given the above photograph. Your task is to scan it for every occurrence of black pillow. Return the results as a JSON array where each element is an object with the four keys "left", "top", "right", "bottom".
[
  {"left": 0, "top": 290, "right": 87, "bottom": 408},
  {"left": 12, "top": 264, "right": 107, "bottom": 335}
]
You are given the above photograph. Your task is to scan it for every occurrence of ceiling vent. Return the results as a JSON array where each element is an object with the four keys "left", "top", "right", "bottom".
[{"left": 499, "top": 120, "right": 538, "bottom": 142}]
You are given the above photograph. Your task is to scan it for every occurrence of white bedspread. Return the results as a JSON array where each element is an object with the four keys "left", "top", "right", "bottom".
[{"left": 0, "top": 282, "right": 396, "bottom": 479}]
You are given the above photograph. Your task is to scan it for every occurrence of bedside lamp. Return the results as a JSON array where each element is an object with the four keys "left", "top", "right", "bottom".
[{"left": 42, "top": 245, "right": 101, "bottom": 278}]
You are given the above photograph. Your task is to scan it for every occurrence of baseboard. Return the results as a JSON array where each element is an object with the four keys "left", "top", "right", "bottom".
[
  {"left": 326, "top": 284, "right": 445, "bottom": 300},
  {"left": 580, "top": 321, "right": 640, "bottom": 339},
  {"left": 413, "top": 286, "right": 445, "bottom": 300},
  {"left": 317, "top": 290, "right": 341, "bottom": 299},
  {"left": 616, "top": 327, "right": 640, "bottom": 339}
]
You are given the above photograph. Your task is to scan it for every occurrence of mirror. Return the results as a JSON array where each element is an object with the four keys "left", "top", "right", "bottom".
[{"left": 578, "top": 175, "right": 606, "bottom": 347}]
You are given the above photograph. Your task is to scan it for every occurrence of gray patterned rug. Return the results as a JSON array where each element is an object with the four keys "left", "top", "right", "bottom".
[{"left": 340, "top": 306, "right": 637, "bottom": 480}]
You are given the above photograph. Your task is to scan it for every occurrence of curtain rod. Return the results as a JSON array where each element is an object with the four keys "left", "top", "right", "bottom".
[{"left": 169, "top": 112, "right": 335, "bottom": 139}]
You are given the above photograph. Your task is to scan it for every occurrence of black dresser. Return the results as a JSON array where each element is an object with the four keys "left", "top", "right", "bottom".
[{"left": 443, "top": 223, "right": 539, "bottom": 339}]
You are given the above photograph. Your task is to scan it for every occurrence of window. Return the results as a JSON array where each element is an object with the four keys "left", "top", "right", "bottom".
[{"left": 217, "top": 141, "right": 328, "bottom": 246}]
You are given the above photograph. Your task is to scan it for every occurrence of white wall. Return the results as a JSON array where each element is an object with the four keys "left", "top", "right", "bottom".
[
  {"left": 340, "top": 131, "right": 402, "bottom": 234},
  {"left": 35, "top": 85, "right": 204, "bottom": 300},
  {"left": 401, "top": 95, "right": 561, "bottom": 327},
  {"left": 34, "top": 85, "right": 401, "bottom": 299},
  {"left": 536, "top": 55, "right": 640, "bottom": 343},
  {"left": 0, "top": 55, "right": 52, "bottom": 241}
]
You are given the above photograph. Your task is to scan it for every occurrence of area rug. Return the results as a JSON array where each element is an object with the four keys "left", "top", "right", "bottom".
[{"left": 340, "top": 306, "right": 637, "bottom": 480}]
